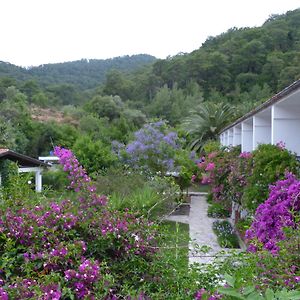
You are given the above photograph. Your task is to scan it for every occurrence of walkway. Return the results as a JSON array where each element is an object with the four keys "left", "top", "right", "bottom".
[
  {"left": 165, "top": 193, "right": 232, "bottom": 264},
  {"left": 189, "top": 194, "right": 222, "bottom": 264}
]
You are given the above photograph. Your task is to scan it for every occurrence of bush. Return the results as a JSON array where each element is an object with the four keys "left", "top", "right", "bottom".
[
  {"left": 194, "top": 146, "right": 241, "bottom": 208},
  {"left": 0, "top": 162, "right": 37, "bottom": 210},
  {"left": 207, "top": 203, "right": 231, "bottom": 218},
  {"left": 42, "top": 169, "right": 69, "bottom": 191},
  {"left": 212, "top": 220, "right": 240, "bottom": 248},
  {"left": 194, "top": 143, "right": 299, "bottom": 213},
  {"left": 72, "top": 135, "right": 117, "bottom": 176},
  {"left": 108, "top": 185, "right": 160, "bottom": 214},
  {"left": 0, "top": 147, "right": 160, "bottom": 299},
  {"left": 115, "top": 121, "right": 180, "bottom": 175},
  {"left": 174, "top": 149, "right": 198, "bottom": 191},
  {"left": 242, "top": 144, "right": 299, "bottom": 211}
]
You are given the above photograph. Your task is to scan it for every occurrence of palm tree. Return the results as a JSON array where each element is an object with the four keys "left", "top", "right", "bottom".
[{"left": 182, "top": 102, "right": 235, "bottom": 151}]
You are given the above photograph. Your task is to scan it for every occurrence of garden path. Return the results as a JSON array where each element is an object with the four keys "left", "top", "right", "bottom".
[
  {"left": 165, "top": 193, "right": 236, "bottom": 264},
  {"left": 188, "top": 194, "right": 223, "bottom": 264}
]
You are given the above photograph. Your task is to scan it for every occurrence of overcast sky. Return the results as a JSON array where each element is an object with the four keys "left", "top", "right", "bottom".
[{"left": 1, "top": 0, "right": 299, "bottom": 67}]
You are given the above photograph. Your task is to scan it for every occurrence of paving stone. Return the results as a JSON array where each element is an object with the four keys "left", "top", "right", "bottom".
[{"left": 189, "top": 195, "right": 223, "bottom": 264}]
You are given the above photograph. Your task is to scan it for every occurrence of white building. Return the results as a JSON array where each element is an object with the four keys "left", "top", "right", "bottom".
[
  {"left": 0, "top": 149, "right": 50, "bottom": 192},
  {"left": 220, "top": 80, "right": 300, "bottom": 155}
]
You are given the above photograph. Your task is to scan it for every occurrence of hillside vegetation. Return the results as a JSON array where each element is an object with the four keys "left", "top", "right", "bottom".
[
  {"left": 0, "top": 8, "right": 300, "bottom": 156},
  {"left": 0, "top": 54, "right": 156, "bottom": 89}
]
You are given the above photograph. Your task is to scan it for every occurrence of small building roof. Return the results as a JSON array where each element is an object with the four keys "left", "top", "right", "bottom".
[
  {"left": 0, "top": 149, "right": 50, "bottom": 168},
  {"left": 220, "top": 79, "right": 300, "bottom": 134}
]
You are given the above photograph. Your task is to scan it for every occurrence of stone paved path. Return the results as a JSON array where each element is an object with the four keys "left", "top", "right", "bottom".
[
  {"left": 165, "top": 193, "right": 226, "bottom": 264},
  {"left": 189, "top": 195, "right": 223, "bottom": 264}
]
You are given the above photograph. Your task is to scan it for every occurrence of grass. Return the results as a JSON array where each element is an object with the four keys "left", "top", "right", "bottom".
[
  {"left": 158, "top": 221, "right": 190, "bottom": 269},
  {"left": 212, "top": 220, "right": 240, "bottom": 249},
  {"left": 108, "top": 185, "right": 160, "bottom": 214}
]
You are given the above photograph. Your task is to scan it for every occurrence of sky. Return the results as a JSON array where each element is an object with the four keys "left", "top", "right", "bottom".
[{"left": 1, "top": 0, "right": 299, "bottom": 67}]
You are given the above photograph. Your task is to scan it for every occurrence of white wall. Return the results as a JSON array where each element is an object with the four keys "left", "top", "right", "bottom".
[
  {"left": 253, "top": 112, "right": 271, "bottom": 150},
  {"left": 228, "top": 128, "right": 234, "bottom": 146},
  {"left": 233, "top": 125, "right": 241, "bottom": 146},
  {"left": 272, "top": 104, "right": 300, "bottom": 155},
  {"left": 241, "top": 119, "right": 253, "bottom": 152}
]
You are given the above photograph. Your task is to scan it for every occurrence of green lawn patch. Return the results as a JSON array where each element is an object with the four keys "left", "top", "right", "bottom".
[{"left": 159, "top": 221, "right": 189, "bottom": 265}]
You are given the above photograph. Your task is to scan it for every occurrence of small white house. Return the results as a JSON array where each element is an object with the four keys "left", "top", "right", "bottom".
[
  {"left": 0, "top": 149, "right": 50, "bottom": 192},
  {"left": 220, "top": 79, "right": 300, "bottom": 155}
]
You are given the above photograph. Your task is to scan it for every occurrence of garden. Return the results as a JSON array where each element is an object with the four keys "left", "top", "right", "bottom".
[{"left": 0, "top": 121, "right": 299, "bottom": 299}]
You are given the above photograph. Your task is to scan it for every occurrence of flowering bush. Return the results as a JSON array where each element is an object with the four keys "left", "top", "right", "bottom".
[
  {"left": 114, "top": 121, "right": 180, "bottom": 175},
  {"left": 193, "top": 146, "right": 241, "bottom": 208},
  {"left": 226, "top": 151, "right": 253, "bottom": 205},
  {"left": 194, "top": 143, "right": 298, "bottom": 213},
  {"left": 246, "top": 172, "right": 300, "bottom": 253},
  {"left": 0, "top": 146, "right": 158, "bottom": 299},
  {"left": 242, "top": 144, "right": 298, "bottom": 211}
]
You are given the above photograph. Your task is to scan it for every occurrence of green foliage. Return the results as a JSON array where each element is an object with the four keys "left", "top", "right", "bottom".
[
  {"left": 182, "top": 102, "right": 235, "bottom": 151},
  {"left": 174, "top": 149, "right": 198, "bottom": 191},
  {"left": 72, "top": 135, "right": 117, "bottom": 175},
  {"left": 207, "top": 203, "right": 231, "bottom": 218},
  {"left": 212, "top": 220, "right": 240, "bottom": 248},
  {"left": 103, "top": 69, "right": 135, "bottom": 100},
  {"left": 96, "top": 169, "right": 181, "bottom": 218},
  {"left": 242, "top": 144, "right": 299, "bottom": 211},
  {"left": 146, "top": 84, "right": 203, "bottom": 125},
  {"left": 218, "top": 274, "right": 300, "bottom": 300},
  {"left": 46, "top": 84, "right": 80, "bottom": 106},
  {"left": 95, "top": 168, "right": 147, "bottom": 197},
  {"left": 30, "top": 122, "right": 79, "bottom": 156},
  {"left": 84, "top": 95, "right": 123, "bottom": 121},
  {"left": 0, "top": 162, "right": 37, "bottom": 210},
  {"left": 42, "top": 169, "right": 69, "bottom": 191},
  {"left": 108, "top": 185, "right": 160, "bottom": 215},
  {"left": 203, "top": 140, "right": 221, "bottom": 154},
  {"left": 2, "top": 55, "right": 155, "bottom": 89}
]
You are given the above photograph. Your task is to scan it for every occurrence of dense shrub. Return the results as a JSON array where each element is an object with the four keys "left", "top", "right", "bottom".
[
  {"left": 194, "top": 146, "right": 241, "bottom": 209},
  {"left": 207, "top": 203, "right": 231, "bottom": 218},
  {"left": 246, "top": 172, "right": 300, "bottom": 253},
  {"left": 194, "top": 143, "right": 298, "bottom": 213},
  {"left": 242, "top": 144, "right": 299, "bottom": 211},
  {"left": 174, "top": 149, "right": 199, "bottom": 191},
  {"left": 42, "top": 169, "right": 69, "bottom": 191},
  {"left": 0, "top": 147, "right": 159, "bottom": 299},
  {"left": 212, "top": 220, "right": 240, "bottom": 248},
  {"left": 72, "top": 135, "right": 117, "bottom": 176}
]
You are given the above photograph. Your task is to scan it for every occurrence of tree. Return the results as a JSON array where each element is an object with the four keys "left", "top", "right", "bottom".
[
  {"left": 182, "top": 102, "right": 235, "bottom": 151},
  {"left": 103, "top": 70, "right": 134, "bottom": 100},
  {"left": 84, "top": 95, "right": 123, "bottom": 121},
  {"left": 72, "top": 135, "right": 117, "bottom": 175}
]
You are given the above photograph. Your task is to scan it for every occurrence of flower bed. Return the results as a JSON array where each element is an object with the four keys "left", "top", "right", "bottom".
[{"left": 212, "top": 220, "right": 240, "bottom": 249}]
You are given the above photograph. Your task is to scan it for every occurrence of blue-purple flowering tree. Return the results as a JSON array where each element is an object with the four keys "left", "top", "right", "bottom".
[{"left": 114, "top": 121, "right": 180, "bottom": 175}]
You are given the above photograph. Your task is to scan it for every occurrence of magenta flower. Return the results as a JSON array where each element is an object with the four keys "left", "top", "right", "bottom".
[{"left": 205, "top": 162, "right": 215, "bottom": 171}]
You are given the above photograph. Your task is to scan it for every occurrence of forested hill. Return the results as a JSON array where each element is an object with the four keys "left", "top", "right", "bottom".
[
  {"left": 1, "top": 8, "right": 300, "bottom": 157},
  {"left": 0, "top": 54, "right": 156, "bottom": 89},
  {"left": 147, "top": 8, "right": 300, "bottom": 99}
]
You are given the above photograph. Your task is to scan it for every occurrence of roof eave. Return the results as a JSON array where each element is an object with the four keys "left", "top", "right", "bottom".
[{"left": 219, "top": 79, "right": 300, "bottom": 134}]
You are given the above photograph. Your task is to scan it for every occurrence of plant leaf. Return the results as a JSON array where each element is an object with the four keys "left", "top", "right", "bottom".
[
  {"left": 224, "top": 273, "right": 235, "bottom": 287},
  {"left": 218, "top": 287, "right": 245, "bottom": 299},
  {"left": 243, "top": 286, "right": 256, "bottom": 296},
  {"left": 265, "top": 288, "right": 274, "bottom": 300}
]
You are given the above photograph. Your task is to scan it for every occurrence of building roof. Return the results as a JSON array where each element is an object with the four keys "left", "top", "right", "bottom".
[
  {"left": 0, "top": 149, "right": 50, "bottom": 167},
  {"left": 220, "top": 79, "right": 300, "bottom": 134}
]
